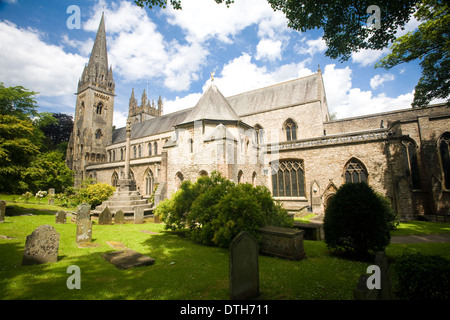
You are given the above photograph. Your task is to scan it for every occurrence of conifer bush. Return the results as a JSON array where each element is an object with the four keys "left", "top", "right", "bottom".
[{"left": 323, "top": 182, "right": 398, "bottom": 259}]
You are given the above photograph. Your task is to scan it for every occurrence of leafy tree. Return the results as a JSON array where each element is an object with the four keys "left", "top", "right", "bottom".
[
  {"left": 0, "top": 114, "right": 40, "bottom": 193},
  {"left": 23, "top": 151, "right": 74, "bottom": 193},
  {"left": 323, "top": 182, "right": 398, "bottom": 260},
  {"left": 0, "top": 83, "right": 39, "bottom": 119},
  {"left": 35, "top": 112, "right": 74, "bottom": 154},
  {"left": 376, "top": 0, "right": 449, "bottom": 107},
  {"left": 77, "top": 182, "right": 116, "bottom": 209},
  {"left": 134, "top": 0, "right": 449, "bottom": 107}
]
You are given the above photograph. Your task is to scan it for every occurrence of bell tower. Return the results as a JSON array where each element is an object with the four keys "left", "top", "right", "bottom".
[{"left": 66, "top": 13, "right": 115, "bottom": 186}]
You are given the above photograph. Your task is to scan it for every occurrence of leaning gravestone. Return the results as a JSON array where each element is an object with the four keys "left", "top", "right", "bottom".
[
  {"left": 0, "top": 200, "right": 6, "bottom": 223},
  {"left": 99, "top": 207, "right": 112, "bottom": 225},
  {"left": 229, "top": 231, "right": 260, "bottom": 300},
  {"left": 55, "top": 210, "right": 66, "bottom": 224},
  {"left": 134, "top": 206, "right": 144, "bottom": 224},
  {"left": 114, "top": 210, "right": 124, "bottom": 225},
  {"left": 22, "top": 225, "right": 60, "bottom": 265}
]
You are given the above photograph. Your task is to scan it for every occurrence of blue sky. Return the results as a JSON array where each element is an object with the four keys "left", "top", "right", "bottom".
[{"left": 0, "top": 0, "right": 434, "bottom": 128}]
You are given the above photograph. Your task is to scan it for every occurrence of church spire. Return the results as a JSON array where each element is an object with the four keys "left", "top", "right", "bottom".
[{"left": 88, "top": 12, "right": 108, "bottom": 73}]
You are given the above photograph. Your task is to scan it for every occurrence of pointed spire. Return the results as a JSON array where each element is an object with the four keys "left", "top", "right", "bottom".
[{"left": 88, "top": 12, "right": 108, "bottom": 75}]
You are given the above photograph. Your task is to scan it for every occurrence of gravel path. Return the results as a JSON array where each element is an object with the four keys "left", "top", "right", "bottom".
[{"left": 391, "top": 234, "right": 450, "bottom": 243}]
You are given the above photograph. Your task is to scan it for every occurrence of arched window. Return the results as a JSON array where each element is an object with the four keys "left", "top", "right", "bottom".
[
  {"left": 254, "top": 124, "right": 264, "bottom": 144},
  {"left": 188, "top": 138, "right": 193, "bottom": 153},
  {"left": 154, "top": 142, "right": 158, "bottom": 155},
  {"left": 402, "top": 139, "right": 421, "bottom": 189},
  {"left": 120, "top": 148, "right": 124, "bottom": 160},
  {"left": 199, "top": 170, "right": 208, "bottom": 177},
  {"left": 344, "top": 158, "right": 368, "bottom": 184},
  {"left": 284, "top": 119, "right": 297, "bottom": 141},
  {"left": 252, "top": 171, "right": 257, "bottom": 186},
  {"left": 148, "top": 142, "right": 152, "bottom": 156},
  {"left": 271, "top": 160, "right": 305, "bottom": 197},
  {"left": 95, "top": 129, "right": 103, "bottom": 140},
  {"left": 111, "top": 171, "right": 119, "bottom": 187},
  {"left": 96, "top": 102, "right": 103, "bottom": 115},
  {"left": 175, "top": 172, "right": 184, "bottom": 190},
  {"left": 237, "top": 170, "right": 244, "bottom": 184},
  {"left": 138, "top": 144, "right": 142, "bottom": 158},
  {"left": 133, "top": 146, "right": 137, "bottom": 158},
  {"left": 438, "top": 132, "right": 450, "bottom": 189},
  {"left": 145, "top": 169, "right": 154, "bottom": 196},
  {"left": 112, "top": 150, "right": 116, "bottom": 162}
]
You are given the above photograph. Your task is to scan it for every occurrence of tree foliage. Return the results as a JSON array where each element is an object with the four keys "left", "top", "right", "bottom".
[
  {"left": 376, "top": 0, "right": 449, "bottom": 107},
  {"left": 155, "top": 171, "right": 292, "bottom": 248},
  {"left": 323, "top": 183, "right": 398, "bottom": 260},
  {"left": 0, "top": 83, "right": 39, "bottom": 120}
]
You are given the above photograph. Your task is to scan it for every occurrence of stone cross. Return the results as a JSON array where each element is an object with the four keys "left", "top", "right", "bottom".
[
  {"left": 55, "top": 210, "right": 66, "bottom": 224},
  {"left": 22, "top": 225, "right": 60, "bottom": 265},
  {"left": 229, "top": 231, "right": 260, "bottom": 300},
  {"left": 114, "top": 210, "right": 124, "bottom": 224},
  {"left": 99, "top": 207, "right": 112, "bottom": 225}
]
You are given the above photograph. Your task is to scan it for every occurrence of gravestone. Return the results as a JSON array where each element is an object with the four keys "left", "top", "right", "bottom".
[
  {"left": 259, "top": 226, "right": 306, "bottom": 260},
  {"left": 48, "top": 188, "right": 55, "bottom": 205},
  {"left": 99, "top": 207, "right": 112, "bottom": 225},
  {"left": 76, "top": 202, "right": 91, "bottom": 223},
  {"left": 22, "top": 225, "right": 60, "bottom": 265},
  {"left": 102, "top": 249, "right": 155, "bottom": 270},
  {"left": 0, "top": 200, "right": 6, "bottom": 223},
  {"left": 55, "top": 210, "right": 66, "bottom": 224},
  {"left": 114, "top": 210, "right": 124, "bottom": 224},
  {"left": 76, "top": 219, "right": 92, "bottom": 243},
  {"left": 229, "top": 231, "right": 260, "bottom": 300},
  {"left": 76, "top": 203, "right": 92, "bottom": 243},
  {"left": 134, "top": 206, "right": 144, "bottom": 224}
]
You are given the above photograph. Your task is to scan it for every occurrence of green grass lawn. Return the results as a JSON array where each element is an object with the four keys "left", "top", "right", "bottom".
[{"left": 1, "top": 200, "right": 450, "bottom": 300}]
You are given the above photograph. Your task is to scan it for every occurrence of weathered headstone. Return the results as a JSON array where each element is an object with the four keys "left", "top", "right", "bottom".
[
  {"left": 229, "top": 231, "right": 260, "bottom": 300},
  {"left": 76, "top": 202, "right": 91, "bottom": 223},
  {"left": 76, "top": 219, "right": 92, "bottom": 243},
  {"left": 134, "top": 206, "right": 144, "bottom": 224},
  {"left": 114, "top": 210, "right": 124, "bottom": 224},
  {"left": 99, "top": 206, "right": 112, "bottom": 225},
  {"left": 0, "top": 200, "right": 6, "bottom": 223},
  {"left": 76, "top": 203, "right": 92, "bottom": 243},
  {"left": 55, "top": 210, "right": 66, "bottom": 224},
  {"left": 48, "top": 188, "right": 55, "bottom": 205},
  {"left": 22, "top": 225, "right": 60, "bottom": 265},
  {"left": 259, "top": 226, "right": 306, "bottom": 260}
]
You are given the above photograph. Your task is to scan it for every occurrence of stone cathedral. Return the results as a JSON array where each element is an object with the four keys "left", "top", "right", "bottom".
[{"left": 66, "top": 14, "right": 450, "bottom": 221}]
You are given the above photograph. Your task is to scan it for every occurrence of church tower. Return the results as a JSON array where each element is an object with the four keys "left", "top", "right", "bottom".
[{"left": 66, "top": 13, "right": 115, "bottom": 186}]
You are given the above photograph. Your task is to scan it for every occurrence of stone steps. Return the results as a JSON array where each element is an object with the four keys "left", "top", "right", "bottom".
[{"left": 91, "top": 190, "right": 154, "bottom": 215}]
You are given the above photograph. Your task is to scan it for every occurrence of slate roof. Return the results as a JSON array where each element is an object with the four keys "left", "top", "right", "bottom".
[{"left": 110, "top": 73, "right": 321, "bottom": 145}]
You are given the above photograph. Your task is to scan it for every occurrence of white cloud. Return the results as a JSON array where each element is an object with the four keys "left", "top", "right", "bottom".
[
  {"left": 370, "top": 73, "right": 395, "bottom": 90},
  {"left": 323, "top": 64, "right": 413, "bottom": 118},
  {"left": 163, "top": 92, "right": 203, "bottom": 115},
  {"left": 0, "top": 21, "right": 85, "bottom": 99},
  {"left": 297, "top": 37, "right": 327, "bottom": 56},
  {"left": 351, "top": 47, "right": 390, "bottom": 66},
  {"left": 113, "top": 109, "right": 128, "bottom": 128},
  {"left": 255, "top": 39, "right": 282, "bottom": 61}
]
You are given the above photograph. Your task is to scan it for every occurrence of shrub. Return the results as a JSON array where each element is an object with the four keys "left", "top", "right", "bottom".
[
  {"left": 394, "top": 252, "right": 450, "bottom": 300},
  {"left": 323, "top": 183, "right": 397, "bottom": 259},
  {"left": 154, "top": 171, "right": 292, "bottom": 248},
  {"left": 76, "top": 182, "right": 115, "bottom": 209}
]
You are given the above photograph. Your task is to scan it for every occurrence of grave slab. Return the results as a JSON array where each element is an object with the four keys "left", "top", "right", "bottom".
[{"left": 102, "top": 249, "right": 155, "bottom": 269}]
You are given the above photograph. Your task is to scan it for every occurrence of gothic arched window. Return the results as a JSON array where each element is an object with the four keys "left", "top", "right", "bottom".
[
  {"left": 284, "top": 119, "right": 297, "bottom": 141},
  {"left": 175, "top": 172, "right": 184, "bottom": 190},
  {"left": 148, "top": 142, "right": 152, "bottom": 156},
  {"left": 145, "top": 169, "right": 154, "bottom": 196},
  {"left": 438, "top": 132, "right": 450, "bottom": 189},
  {"left": 271, "top": 160, "right": 305, "bottom": 197},
  {"left": 95, "top": 129, "right": 103, "bottom": 140},
  {"left": 154, "top": 142, "right": 158, "bottom": 155},
  {"left": 254, "top": 124, "right": 264, "bottom": 144},
  {"left": 344, "top": 158, "right": 368, "bottom": 184},
  {"left": 237, "top": 170, "right": 244, "bottom": 184},
  {"left": 133, "top": 146, "right": 137, "bottom": 158},
  {"left": 188, "top": 139, "right": 193, "bottom": 153},
  {"left": 138, "top": 144, "right": 142, "bottom": 158},
  {"left": 96, "top": 102, "right": 103, "bottom": 115},
  {"left": 112, "top": 171, "right": 119, "bottom": 187}
]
